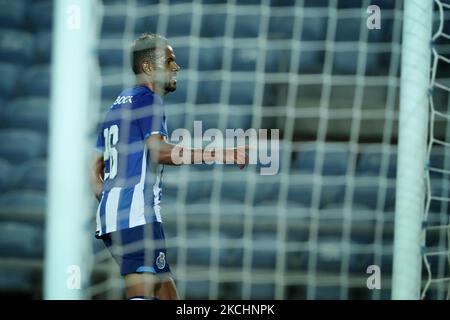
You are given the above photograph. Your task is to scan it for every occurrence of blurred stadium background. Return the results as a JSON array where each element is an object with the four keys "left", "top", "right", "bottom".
[{"left": 0, "top": 0, "right": 449, "bottom": 300}]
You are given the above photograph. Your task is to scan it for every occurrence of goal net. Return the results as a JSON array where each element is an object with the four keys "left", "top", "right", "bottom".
[
  {"left": 421, "top": 0, "right": 450, "bottom": 300},
  {"left": 85, "top": 0, "right": 402, "bottom": 300}
]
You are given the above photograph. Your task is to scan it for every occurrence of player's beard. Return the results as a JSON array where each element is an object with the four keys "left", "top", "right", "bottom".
[
  {"left": 152, "top": 70, "right": 176, "bottom": 94},
  {"left": 164, "top": 73, "right": 177, "bottom": 93},
  {"left": 165, "top": 78, "right": 177, "bottom": 92}
]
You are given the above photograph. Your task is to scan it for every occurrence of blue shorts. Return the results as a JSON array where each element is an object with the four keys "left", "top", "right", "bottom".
[{"left": 99, "top": 222, "right": 171, "bottom": 277}]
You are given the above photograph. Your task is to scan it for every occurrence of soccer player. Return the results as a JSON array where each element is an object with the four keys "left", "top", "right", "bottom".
[{"left": 90, "top": 33, "right": 248, "bottom": 300}]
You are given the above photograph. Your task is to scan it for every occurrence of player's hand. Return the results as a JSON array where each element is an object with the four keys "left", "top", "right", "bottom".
[
  {"left": 223, "top": 146, "right": 249, "bottom": 169},
  {"left": 235, "top": 146, "right": 249, "bottom": 170}
]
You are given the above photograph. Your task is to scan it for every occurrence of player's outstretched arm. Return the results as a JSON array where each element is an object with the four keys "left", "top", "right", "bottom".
[
  {"left": 90, "top": 153, "right": 104, "bottom": 201},
  {"left": 146, "top": 134, "right": 248, "bottom": 169}
]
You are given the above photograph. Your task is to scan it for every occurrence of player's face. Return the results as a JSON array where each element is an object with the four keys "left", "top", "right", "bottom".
[{"left": 162, "top": 45, "right": 180, "bottom": 94}]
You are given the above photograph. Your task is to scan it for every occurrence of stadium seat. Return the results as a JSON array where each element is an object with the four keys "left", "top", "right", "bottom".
[
  {"left": 229, "top": 81, "right": 255, "bottom": 105},
  {"left": 286, "top": 246, "right": 308, "bottom": 272},
  {"left": 0, "top": 63, "right": 21, "bottom": 99},
  {"left": 335, "top": 18, "right": 363, "bottom": 42},
  {"left": 196, "top": 79, "right": 222, "bottom": 104},
  {"left": 135, "top": 0, "right": 160, "bottom": 5},
  {"left": 0, "top": 269, "right": 32, "bottom": 293},
  {"left": 270, "top": 0, "right": 297, "bottom": 6},
  {"left": 184, "top": 280, "right": 210, "bottom": 299},
  {"left": 289, "top": 237, "right": 344, "bottom": 274},
  {"left": 344, "top": 182, "right": 396, "bottom": 210},
  {"left": 287, "top": 183, "right": 314, "bottom": 207},
  {"left": 98, "top": 44, "right": 124, "bottom": 68},
  {"left": 301, "top": 17, "right": 327, "bottom": 41},
  {"left": 102, "top": 0, "right": 129, "bottom": 4},
  {"left": 315, "top": 286, "right": 342, "bottom": 300},
  {"left": 293, "top": 143, "right": 350, "bottom": 176},
  {"left": 380, "top": 250, "right": 393, "bottom": 274},
  {"left": 250, "top": 283, "right": 275, "bottom": 299},
  {"left": 163, "top": 170, "right": 211, "bottom": 202},
  {"left": 268, "top": 14, "right": 295, "bottom": 39},
  {"left": 14, "top": 159, "right": 47, "bottom": 191},
  {"left": 28, "top": 0, "right": 53, "bottom": 31},
  {"left": 0, "top": 159, "right": 13, "bottom": 193},
  {"left": 134, "top": 14, "right": 159, "bottom": 36},
  {"left": 0, "top": 222, "right": 43, "bottom": 258},
  {"left": 191, "top": 107, "right": 252, "bottom": 132},
  {"left": 200, "top": 13, "right": 227, "bottom": 38},
  {"left": 191, "top": 112, "right": 219, "bottom": 131},
  {"left": 218, "top": 173, "right": 279, "bottom": 204},
  {"left": 235, "top": 0, "right": 262, "bottom": 4},
  {"left": 184, "top": 200, "right": 211, "bottom": 218},
  {"left": 166, "top": 13, "right": 192, "bottom": 37},
  {"left": 0, "top": 190, "right": 46, "bottom": 220},
  {"left": 333, "top": 50, "right": 381, "bottom": 75},
  {"left": 298, "top": 49, "right": 324, "bottom": 74},
  {"left": 348, "top": 244, "right": 375, "bottom": 273},
  {"left": 288, "top": 179, "right": 345, "bottom": 209},
  {"left": 234, "top": 14, "right": 260, "bottom": 38},
  {"left": 0, "top": 29, "right": 33, "bottom": 64},
  {"left": 337, "top": 0, "right": 365, "bottom": 8},
  {"left": 20, "top": 65, "right": 50, "bottom": 97},
  {"left": 321, "top": 203, "right": 377, "bottom": 223},
  {"left": 100, "top": 67, "right": 126, "bottom": 99},
  {"left": 221, "top": 180, "right": 247, "bottom": 203},
  {"left": 226, "top": 110, "right": 253, "bottom": 131},
  {"left": 428, "top": 147, "right": 445, "bottom": 179},
  {"left": 0, "top": 130, "right": 47, "bottom": 162},
  {"left": 303, "top": 0, "right": 329, "bottom": 7},
  {"left": 197, "top": 45, "right": 224, "bottom": 71},
  {"left": 379, "top": 0, "right": 397, "bottom": 9},
  {"left": 168, "top": 0, "right": 193, "bottom": 4},
  {"left": 218, "top": 235, "right": 244, "bottom": 268},
  {"left": 337, "top": 0, "right": 395, "bottom": 9},
  {"left": 201, "top": 0, "right": 227, "bottom": 3},
  {"left": 231, "top": 47, "right": 259, "bottom": 71},
  {"left": 101, "top": 14, "right": 126, "bottom": 36},
  {"left": 34, "top": 31, "right": 52, "bottom": 63},
  {"left": 428, "top": 179, "right": 450, "bottom": 213},
  {"left": 3, "top": 97, "right": 49, "bottom": 133},
  {"left": 231, "top": 46, "right": 282, "bottom": 73},
  {"left": 356, "top": 146, "right": 397, "bottom": 178},
  {"left": 315, "top": 237, "right": 344, "bottom": 272},
  {"left": 251, "top": 232, "right": 277, "bottom": 269},
  {"left": 165, "top": 107, "right": 186, "bottom": 133},
  {"left": 253, "top": 178, "right": 280, "bottom": 203},
  {"left": 185, "top": 230, "right": 211, "bottom": 266},
  {"left": 0, "top": 0, "right": 26, "bottom": 29},
  {"left": 336, "top": 16, "right": 386, "bottom": 43}
]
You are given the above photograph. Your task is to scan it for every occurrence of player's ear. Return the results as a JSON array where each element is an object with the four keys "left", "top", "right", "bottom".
[{"left": 142, "top": 61, "right": 152, "bottom": 75}]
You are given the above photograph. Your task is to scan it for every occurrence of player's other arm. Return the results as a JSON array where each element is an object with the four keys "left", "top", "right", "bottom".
[
  {"left": 146, "top": 134, "right": 248, "bottom": 169},
  {"left": 90, "top": 152, "right": 104, "bottom": 201}
]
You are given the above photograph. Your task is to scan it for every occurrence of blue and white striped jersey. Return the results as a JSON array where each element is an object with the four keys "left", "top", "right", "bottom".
[{"left": 95, "top": 85, "right": 168, "bottom": 237}]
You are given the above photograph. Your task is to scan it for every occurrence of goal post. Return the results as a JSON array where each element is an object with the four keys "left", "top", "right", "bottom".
[
  {"left": 44, "top": 0, "right": 97, "bottom": 299},
  {"left": 392, "top": 0, "right": 433, "bottom": 300}
]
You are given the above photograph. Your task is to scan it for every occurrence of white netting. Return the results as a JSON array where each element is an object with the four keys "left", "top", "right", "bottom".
[
  {"left": 421, "top": 0, "right": 450, "bottom": 301},
  {"left": 86, "top": 0, "right": 402, "bottom": 300}
]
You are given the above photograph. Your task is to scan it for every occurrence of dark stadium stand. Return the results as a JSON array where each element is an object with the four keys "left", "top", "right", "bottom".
[{"left": 0, "top": 0, "right": 426, "bottom": 300}]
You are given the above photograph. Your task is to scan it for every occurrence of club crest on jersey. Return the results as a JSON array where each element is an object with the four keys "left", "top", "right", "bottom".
[{"left": 156, "top": 252, "right": 166, "bottom": 269}]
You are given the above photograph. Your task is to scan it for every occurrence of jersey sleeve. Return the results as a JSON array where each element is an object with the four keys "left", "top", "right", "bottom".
[{"left": 136, "top": 93, "right": 169, "bottom": 139}]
